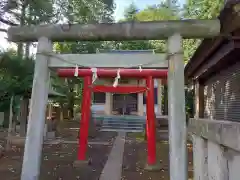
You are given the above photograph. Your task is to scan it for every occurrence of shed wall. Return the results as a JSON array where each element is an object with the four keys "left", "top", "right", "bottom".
[{"left": 204, "top": 61, "right": 240, "bottom": 121}]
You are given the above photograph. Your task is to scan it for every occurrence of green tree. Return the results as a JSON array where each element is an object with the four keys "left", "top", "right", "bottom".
[
  {"left": 0, "top": 50, "right": 34, "bottom": 127},
  {"left": 114, "top": 1, "right": 181, "bottom": 52},
  {"left": 123, "top": 3, "right": 138, "bottom": 20},
  {"left": 52, "top": 0, "right": 115, "bottom": 116},
  {"left": 183, "top": 0, "right": 225, "bottom": 62}
]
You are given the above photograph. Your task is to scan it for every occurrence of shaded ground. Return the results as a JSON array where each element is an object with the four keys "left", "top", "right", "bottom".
[
  {"left": 122, "top": 132, "right": 193, "bottom": 180},
  {"left": 0, "top": 120, "right": 117, "bottom": 180},
  {"left": 0, "top": 119, "right": 193, "bottom": 180}
]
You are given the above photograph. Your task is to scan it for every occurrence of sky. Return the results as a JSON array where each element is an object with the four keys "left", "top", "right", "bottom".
[
  {"left": 114, "top": 0, "right": 185, "bottom": 20},
  {"left": 0, "top": 0, "right": 185, "bottom": 51},
  {"left": 114, "top": 0, "right": 162, "bottom": 21}
]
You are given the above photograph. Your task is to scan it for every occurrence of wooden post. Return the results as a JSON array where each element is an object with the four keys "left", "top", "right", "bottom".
[
  {"left": 138, "top": 79, "right": 144, "bottom": 116},
  {"left": 145, "top": 76, "right": 160, "bottom": 170},
  {"left": 157, "top": 79, "right": 162, "bottom": 115},
  {"left": 105, "top": 93, "right": 113, "bottom": 115},
  {"left": 77, "top": 76, "right": 92, "bottom": 161},
  {"left": 21, "top": 37, "right": 52, "bottom": 180},
  {"left": 194, "top": 81, "right": 204, "bottom": 118},
  {"left": 167, "top": 34, "right": 187, "bottom": 180},
  {"left": 48, "top": 102, "right": 53, "bottom": 118},
  {"left": 163, "top": 85, "right": 168, "bottom": 115}
]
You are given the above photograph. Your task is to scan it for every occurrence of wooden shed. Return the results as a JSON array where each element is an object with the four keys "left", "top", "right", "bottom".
[{"left": 185, "top": 2, "right": 240, "bottom": 121}]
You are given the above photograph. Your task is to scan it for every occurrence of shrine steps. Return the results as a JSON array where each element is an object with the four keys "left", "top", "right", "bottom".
[{"left": 100, "top": 117, "right": 145, "bottom": 132}]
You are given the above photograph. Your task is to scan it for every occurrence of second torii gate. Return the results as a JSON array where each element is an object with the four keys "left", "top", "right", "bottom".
[
  {"left": 57, "top": 68, "right": 168, "bottom": 167},
  {"left": 7, "top": 19, "right": 220, "bottom": 180}
]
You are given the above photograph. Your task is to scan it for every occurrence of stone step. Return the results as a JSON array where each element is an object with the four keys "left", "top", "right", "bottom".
[
  {"left": 102, "top": 119, "right": 145, "bottom": 122},
  {"left": 102, "top": 121, "right": 144, "bottom": 126},
  {"left": 101, "top": 125, "right": 143, "bottom": 130},
  {"left": 100, "top": 128, "right": 144, "bottom": 133},
  {"left": 102, "top": 124, "right": 144, "bottom": 128},
  {"left": 101, "top": 117, "right": 145, "bottom": 132},
  {"left": 99, "top": 118, "right": 145, "bottom": 122}
]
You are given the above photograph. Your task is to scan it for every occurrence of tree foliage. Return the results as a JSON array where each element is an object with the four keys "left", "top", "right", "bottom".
[
  {"left": 0, "top": 0, "right": 225, "bottom": 120},
  {"left": 52, "top": 0, "right": 115, "bottom": 116},
  {"left": 0, "top": 51, "right": 34, "bottom": 98},
  {"left": 115, "top": 1, "right": 180, "bottom": 53},
  {"left": 0, "top": 50, "right": 34, "bottom": 118},
  {"left": 183, "top": 0, "right": 225, "bottom": 62}
]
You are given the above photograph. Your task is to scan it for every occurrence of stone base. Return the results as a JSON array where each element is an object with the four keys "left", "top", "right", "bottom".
[
  {"left": 44, "top": 131, "right": 56, "bottom": 141},
  {"left": 73, "top": 160, "right": 89, "bottom": 168},
  {"left": 7, "top": 136, "right": 26, "bottom": 146},
  {"left": 47, "top": 131, "right": 56, "bottom": 139},
  {"left": 144, "top": 162, "right": 162, "bottom": 171}
]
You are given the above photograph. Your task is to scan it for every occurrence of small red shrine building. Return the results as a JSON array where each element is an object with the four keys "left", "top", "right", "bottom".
[{"left": 91, "top": 50, "right": 165, "bottom": 116}]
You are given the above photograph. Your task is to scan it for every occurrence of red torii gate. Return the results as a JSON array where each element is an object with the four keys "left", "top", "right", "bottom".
[{"left": 58, "top": 68, "right": 168, "bottom": 166}]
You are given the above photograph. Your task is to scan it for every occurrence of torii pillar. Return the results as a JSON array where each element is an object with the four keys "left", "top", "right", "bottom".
[
  {"left": 145, "top": 76, "right": 160, "bottom": 170},
  {"left": 168, "top": 34, "right": 187, "bottom": 180},
  {"left": 21, "top": 37, "right": 52, "bottom": 180},
  {"left": 75, "top": 76, "right": 92, "bottom": 165}
]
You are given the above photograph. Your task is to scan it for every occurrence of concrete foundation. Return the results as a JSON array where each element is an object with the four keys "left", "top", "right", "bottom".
[
  {"left": 46, "top": 131, "right": 56, "bottom": 140},
  {"left": 7, "top": 136, "right": 26, "bottom": 146},
  {"left": 73, "top": 160, "right": 90, "bottom": 168},
  {"left": 144, "top": 162, "right": 162, "bottom": 171}
]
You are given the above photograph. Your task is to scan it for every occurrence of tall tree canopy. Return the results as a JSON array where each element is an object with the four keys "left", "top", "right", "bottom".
[
  {"left": 53, "top": 0, "right": 115, "bottom": 117},
  {"left": 0, "top": 0, "right": 226, "bottom": 120},
  {"left": 115, "top": 0, "right": 180, "bottom": 53},
  {"left": 183, "top": 0, "right": 225, "bottom": 62}
]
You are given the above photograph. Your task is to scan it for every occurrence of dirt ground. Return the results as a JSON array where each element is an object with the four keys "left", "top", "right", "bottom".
[
  {"left": 122, "top": 133, "right": 193, "bottom": 180},
  {"left": 0, "top": 120, "right": 193, "bottom": 180},
  {"left": 0, "top": 120, "right": 117, "bottom": 180}
]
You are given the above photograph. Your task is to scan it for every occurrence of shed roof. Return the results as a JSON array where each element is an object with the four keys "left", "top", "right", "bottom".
[{"left": 184, "top": 1, "right": 240, "bottom": 80}]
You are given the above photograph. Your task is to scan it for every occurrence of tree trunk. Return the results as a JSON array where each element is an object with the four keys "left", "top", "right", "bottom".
[
  {"left": 59, "top": 103, "right": 64, "bottom": 121},
  {"left": 6, "top": 95, "right": 14, "bottom": 151},
  {"left": 68, "top": 97, "right": 74, "bottom": 119},
  {"left": 19, "top": 97, "right": 29, "bottom": 137},
  {"left": 67, "top": 79, "right": 75, "bottom": 119}
]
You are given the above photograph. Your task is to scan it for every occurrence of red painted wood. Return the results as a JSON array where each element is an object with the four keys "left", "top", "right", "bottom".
[
  {"left": 78, "top": 76, "right": 92, "bottom": 161},
  {"left": 92, "top": 85, "right": 147, "bottom": 93},
  {"left": 57, "top": 68, "right": 168, "bottom": 78},
  {"left": 146, "top": 76, "right": 157, "bottom": 165}
]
